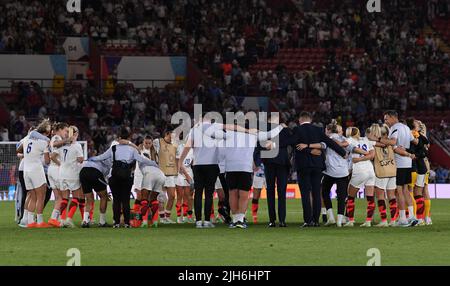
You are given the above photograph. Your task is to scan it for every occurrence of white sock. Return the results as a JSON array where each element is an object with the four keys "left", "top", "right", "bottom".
[
  {"left": 400, "top": 210, "right": 407, "bottom": 221},
  {"left": 51, "top": 209, "right": 60, "bottom": 220},
  {"left": 20, "top": 210, "right": 29, "bottom": 224},
  {"left": 232, "top": 214, "right": 238, "bottom": 223},
  {"left": 327, "top": 209, "right": 335, "bottom": 222},
  {"left": 239, "top": 213, "right": 245, "bottom": 222},
  {"left": 408, "top": 206, "right": 415, "bottom": 218},
  {"left": 321, "top": 207, "right": 327, "bottom": 215},
  {"left": 83, "top": 212, "right": 90, "bottom": 223},
  {"left": 99, "top": 213, "right": 106, "bottom": 224},
  {"left": 337, "top": 214, "right": 344, "bottom": 224},
  {"left": 37, "top": 214, "right": 43, "bottom": 224},
  {"left": 28, "top": 212, "right": 35, "bottom": 224}
]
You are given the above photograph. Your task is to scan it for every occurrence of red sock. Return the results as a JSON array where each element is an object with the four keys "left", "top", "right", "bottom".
[
  {"left": 133, "top": 200, "right": 141, "bottom": 213},
  {"left": 377, "top": 200, "right": 387, "bottom": 222},
  {"left": 389, "top": 199, "right": 398, "bottom": 221},
  {"left": 79, "top": 199, "right": 86, "bottom": 220},
  {"left": 366, "top": 196, "right": 375, "bottom": 222},
  {"left": 89, "top": 201, "right": 94, "bottom": 220},
  {"left": 176, "top": 203, "right": 182, "bottom": 217},
  {"left": 251, "top": 199, "right": 259, "bottom": 217},
  {"left": 210, "top": 204, "right": 215, "bottom": 219},
  {"left": 182, "top": 203, "right": 188, "bottom": 217},
  {"left": 68, "top": 198, "right": 79, "bottom": 219},
  {"left": 415, "top": 195, "right": 425, "bottom": 219},
  {"left": 144, "top": 208, "right": 150, "bottom": 221},
  {"left": 345, "top": 196, "right": 355, "bottom": 221},
  {"left": 140, "top": 200, "right": 149, "bottom": 217},
  {"left": 60, "top": 199, "right": 68, "bottom": 220},
  {"left": 150, "top": 200, "right": 159, "bottom": 223}
]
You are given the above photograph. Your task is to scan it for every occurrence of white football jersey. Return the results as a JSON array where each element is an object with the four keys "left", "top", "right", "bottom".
[
  {"left": 18, "top": 135, "right": 29, "bottom": 171},
  {"left": 176, "top": 143, "right": 193, "bottom": 168},
  {"left": 59, "top": 142, "right": 84, "bottom": 180},
  {"left": 348, "top": 137, "right": 375, "bottom": 173},
  {"left": 23, "top": 138, "right": 49, "bottom": 172},
  {"left": 49, "top": 135, "right": 63, "bottom": 167}
]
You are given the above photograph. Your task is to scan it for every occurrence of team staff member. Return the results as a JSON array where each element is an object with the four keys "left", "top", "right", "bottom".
[
  {"left": 285, "top": 112, "right": 346, "bottom": 227},
  {"left": 80, "top": 137, "right": 135, "bottom": 228},
  {"left": 178, "top": 113, "right": 263, "bottom": 228},
  {"left": 258, "top": 113, "right": 292, "bottom": 227},
  {"left": 203, "top": 119, "right": 284, "bottom": 228},
  {"left": 80, "top": 157, "right": 113, "bottom": 228},
  {"left": 153, "top": 127, "right": 178, "bottom": 224},
  {"left": 88, "top": 127, "right": 159, "bottom": 228}
]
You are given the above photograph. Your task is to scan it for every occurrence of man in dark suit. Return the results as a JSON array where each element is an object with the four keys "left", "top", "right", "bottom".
[
  {"left": 258, "top": 113, "right": 293, "bottom": 228},
  {"left": 288, "top": 112, "right": 347, "bottom": 227}
]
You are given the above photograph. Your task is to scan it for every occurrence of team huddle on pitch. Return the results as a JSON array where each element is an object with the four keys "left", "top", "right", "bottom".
[{"left": 15, "top": 109, "right": 432, "bottom": 229}]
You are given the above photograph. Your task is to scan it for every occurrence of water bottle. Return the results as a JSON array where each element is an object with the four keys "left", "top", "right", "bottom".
[{"left": 8, "top": 186, "right": 15, "bottom": 201}]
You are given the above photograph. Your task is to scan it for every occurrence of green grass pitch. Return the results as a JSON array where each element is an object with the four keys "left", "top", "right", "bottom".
[{"left": 0, "top": 199, "right": 449, "bottom": 266}]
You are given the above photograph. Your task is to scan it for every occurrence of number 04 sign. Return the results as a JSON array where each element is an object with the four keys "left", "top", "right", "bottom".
[
  {"left": 366, "top": 0, "right": 381, "bottom": 13},
  {"left": 66, "top": 0, "right": 81, "bottom": 13}
]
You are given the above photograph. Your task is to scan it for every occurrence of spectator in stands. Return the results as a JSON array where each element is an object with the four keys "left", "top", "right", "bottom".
[
  {"left": 435, "top": 166, "right": 450, "bottom": 183},
  {"left": 0, "top": 126, "right": 9, "bottom": 141}
]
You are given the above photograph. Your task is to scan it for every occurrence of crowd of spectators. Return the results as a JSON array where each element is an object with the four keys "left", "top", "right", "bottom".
[
  {"left": 0, "top": 0, "right": 186, "bottom": 55},
  {"left": 184, "top": 0, "right": 450, "bottom": 133}
]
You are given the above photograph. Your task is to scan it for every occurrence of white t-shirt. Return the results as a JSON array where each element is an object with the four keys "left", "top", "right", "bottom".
[
  {"left": 187, "top": 122, "right": 221, "bottom": 166},
  {"left": 219, "top": 127, "right": 282, "bottom": 173},
  {"left": 59, "top": 143, "right": 84, "bottom": 180},
  {"left": 23, "top": 138, "right": 49, "bottom": 172},
  {"left": 347, "top": 137, "right": 375, "bottom": 174},
  {"left": 323, "top": 134, "right": 353, "bottom": 178},
  {"left": 135, "top": 147, "right": 152, "bottom": 177},
  {"left": 49, "top": 135, "right": 63, "bottom": 168},
  {"left": 389, "top": 122, "right": 414, "bottom": 168},
  {"left": 217, "top": 143, "right": 226, "bottom": 174},
  {"left": 221, "top": 131, "right": 258, "bottom": 173}
]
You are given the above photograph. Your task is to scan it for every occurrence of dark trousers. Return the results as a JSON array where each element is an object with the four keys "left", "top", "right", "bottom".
[
  {"left": 297, "top": 168, "right": 323, "bottom": 224},
  {"left": 44, "top": 174, "right": 52, "bottom": 208},
  {"left": 18, "top": 171, "right": 27, "bottom": 220},
  {"left": 218, "top": 173, "right": 230, "bottom": 210},
  {"left": 264, "top": 163, "right": 288, "bottom": 223},
  {"left": 321, "top": 174, "right": 349, "bottom": 216},
  {"left": 109, "top": 176, "right": 133, "bottom": 225},
  {"left": 193, "top": 165, "right": 219, "bottom": 221}
]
